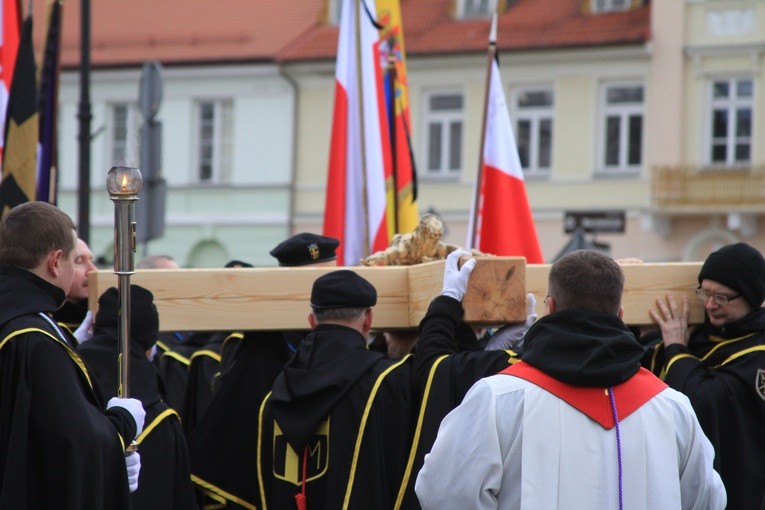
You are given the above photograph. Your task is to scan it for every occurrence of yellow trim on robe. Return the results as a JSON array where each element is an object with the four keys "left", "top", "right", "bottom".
[
  {"left": 190, "top": 349, "right": 221, "bottom": 363},
  {"left": 342, "top": 354, "right": 412, "bottom": 509},
  {"left": 191, "top": 474, "right": 259, "bottom": 510},
  {"left": 162, "top": 350, "right": 191, "bottom": 366},
  {"left": 135, "top": 408, "right": 180, "bottom": 445},
  {"left": 394, "top": 354, "right": 448, "bottom": 509}
]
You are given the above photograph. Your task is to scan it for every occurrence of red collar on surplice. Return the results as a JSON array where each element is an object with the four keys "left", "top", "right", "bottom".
[{"left": 499, "top": 361, "right": 667, "bottom": 429}]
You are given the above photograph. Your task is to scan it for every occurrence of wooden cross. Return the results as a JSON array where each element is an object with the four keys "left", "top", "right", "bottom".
[{"left": 88, "top": 258, "right": 705, "bottom": 331}]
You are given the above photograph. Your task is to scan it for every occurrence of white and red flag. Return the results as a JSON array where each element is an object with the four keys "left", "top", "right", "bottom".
[
  {"left": 0, "top": 0, "right": 20, "bottom": 166},
  {"left": 468, "top": 45, "right": 544, "bottom": 263},
  {"left": 323, "top": 0, "right": 390, "bottom": 266}
]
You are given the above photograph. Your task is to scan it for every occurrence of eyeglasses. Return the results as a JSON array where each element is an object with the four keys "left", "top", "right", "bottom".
[{"left": 695, "top": 288, "right": 741, "bottom": 306}]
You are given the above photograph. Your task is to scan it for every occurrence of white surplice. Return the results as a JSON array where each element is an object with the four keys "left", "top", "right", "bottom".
[{"left": 416, "top": 374, "right": 726, "bottom": 510}]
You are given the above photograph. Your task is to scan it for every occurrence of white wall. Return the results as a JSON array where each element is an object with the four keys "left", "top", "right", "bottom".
[{"left": 56, "top": 63, "right": 296, "bottom": 267}]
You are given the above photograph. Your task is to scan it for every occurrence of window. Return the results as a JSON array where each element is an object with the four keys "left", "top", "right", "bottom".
[
  {"left": 109, "top": 103, "right": 140, "bottom": 166},
  {"left": 195, "top": 99, "right": 232, "bottom": 183},
  {"left": 592, "top": 0, "right": 630, "bottom": 13},
  {"left": 424, "top": 92, "right": 463, "bottom": 177},
  {"left": 600, "top": 83, "right": 643, "bottom": 173},
  {"left": 708, "top": 78, "right": 752, "bottom": 165},
  {"left": 459, "top": 0, "right": 498, "bottom": 19},
  {"left": 512, "top": 87, "right": 554, "bottom": 176}
]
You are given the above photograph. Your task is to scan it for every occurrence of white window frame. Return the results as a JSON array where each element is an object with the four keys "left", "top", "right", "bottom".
[
  {"left": 706, "top": 77, "right": 753, "bottom": 167},
  {"left": 194, "top": 98, "right": 233, "bottom": 184},
  {"left": 422, "top": 90, "right": 464, "bottom": 179},
  {"left": 598, "top": 82, "right": 644, "bottom": 175},
  {"left": 510, "top": 85, "right": 554, "bottom": 178},
  {"left": 107, "top": 102, "right": 140, "bottom": 167},
  {"left": 457, "top": 0, "right": 497, "bottom": 19},
  {"left": 592, "top": 0, "right": 630, "bottom": 13}
]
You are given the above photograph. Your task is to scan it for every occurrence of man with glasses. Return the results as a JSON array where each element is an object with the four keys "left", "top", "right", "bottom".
[{"left": 647, "top": 242, "right": 765, "bottom": 510}]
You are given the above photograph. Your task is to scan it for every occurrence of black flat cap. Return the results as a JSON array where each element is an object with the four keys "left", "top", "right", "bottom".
[
  {"left": 270, "top": 233, "right": 339, "bottom": 267},
  {"left": 310, "top": 270, "right": 377, "bottom": 310}
]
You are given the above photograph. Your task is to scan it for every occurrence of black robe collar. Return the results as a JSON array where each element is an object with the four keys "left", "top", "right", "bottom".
[{"left": 0, "top": 266, "right": 66, "bottom": 328}]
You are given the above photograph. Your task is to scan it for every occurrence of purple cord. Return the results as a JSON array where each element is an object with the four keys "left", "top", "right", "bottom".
[{"left": 608, "top": 388, "right": 623, "bottom": 510}]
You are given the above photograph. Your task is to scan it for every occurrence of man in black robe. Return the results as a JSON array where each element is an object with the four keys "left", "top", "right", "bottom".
[
  {"left": 256, "top": 270, "right": 414, "bottom": 509},
  {"left": 182, "top": 259, "right": 253, "bottom": 437},
  {"left": 188, "top": 233, "right": 339, "bottom": 507},
  {"left": 0, "top": 201, "right": 145, "bottom": 509},
  {"left": 644, "top": 241, "right": 765, "bottom": 509},
  {"left": 54, "top": 237, "right": 98, "bottom": 343},
  {"left": 396, "top": 250, "right": 524, "bottom": 509},
  {"left": 78, "top": 285, "right": 197, "bottom": 510}
]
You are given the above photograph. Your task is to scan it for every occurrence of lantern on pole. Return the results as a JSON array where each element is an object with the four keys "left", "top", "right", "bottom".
[{"left": 106, "top": 166, "right": 142, "bottom": 399}]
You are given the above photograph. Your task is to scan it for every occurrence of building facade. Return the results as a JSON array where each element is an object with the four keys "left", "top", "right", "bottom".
[{"left": 42, "top": 0, "right": 765, "bottom": 266}]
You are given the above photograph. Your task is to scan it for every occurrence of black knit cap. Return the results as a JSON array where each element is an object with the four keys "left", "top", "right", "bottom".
[
  {"left": 96, "top": 285, "right": 160, "bottom": 351},
  {"left": 270, "top": 233, "right": 339, "bottom": 267},
  {"left": 310, "top": 270, "right": 377, "bottom": 310},
  {"left": 698, "top": 242, "right": 765, "bottom": 309}
]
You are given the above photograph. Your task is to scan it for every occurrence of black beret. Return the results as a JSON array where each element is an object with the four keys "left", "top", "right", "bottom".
[
  {"left": 310, "top": 270, "right": 377, "bottom": 310},
  {"left": 698, "top": 242, "right": 765, "bottom": 309},
  {"left": 96, "top": 285, "right": 159, "bottom": 352},
  {"left": 270, "top": 233, "right": 339, "bottom": 267}
]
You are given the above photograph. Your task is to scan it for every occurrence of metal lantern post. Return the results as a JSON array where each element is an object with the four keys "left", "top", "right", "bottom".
[{"left": 106, "top": 166, "right": 142, "bottom": 399}]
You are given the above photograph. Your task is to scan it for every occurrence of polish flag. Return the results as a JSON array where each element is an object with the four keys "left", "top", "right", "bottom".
[
  {"left": 0, "top": 0, "right": 20, "bottom": 166},
  {"left": 469, "top": 57, "right": 544, "bottom": 263},
  {"left": 323, "top": 0, "right": 390, "bottom": 266}
]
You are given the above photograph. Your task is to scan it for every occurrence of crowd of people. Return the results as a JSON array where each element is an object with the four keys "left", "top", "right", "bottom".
[{"left": 1, "top": 201, "right": 763, "bottom": 509}]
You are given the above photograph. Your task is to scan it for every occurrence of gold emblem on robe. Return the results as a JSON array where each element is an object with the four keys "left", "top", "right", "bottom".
[{"left": 273, "top": 419, "right": 329, "bottom": 485}]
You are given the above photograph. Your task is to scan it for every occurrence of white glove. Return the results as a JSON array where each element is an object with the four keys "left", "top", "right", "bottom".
[
  {"left": 73, "top": 310, "right": 94, "bottom": 343},
  {"left": 125, "top": 451, "right": 141, "bottom": 493},
  {"left": 441, "top": 250, "right": 477, "bottom": 302},
  {"left": 486, "top": 293, "right": 538, "bottom": 351},
  {"left": 107, "top": 397, "right": 146, "bottom": 438}
]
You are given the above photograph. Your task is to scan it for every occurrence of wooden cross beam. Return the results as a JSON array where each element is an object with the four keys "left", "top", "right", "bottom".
[{"left": 88, "top": 259, "right": 705, "bottom": 332}]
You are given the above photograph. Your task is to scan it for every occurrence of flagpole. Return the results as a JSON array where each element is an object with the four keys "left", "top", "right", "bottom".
[
  {"left": 386, "top": 36, "right": 400, "bottom": 233},
  {"left": 355, "top": 0, "right": 370, "bottom": 257},
  {"left": 77, "top": 0, "right": 92, "bottom": 243},
  {"left": 469, "top": 13, "right": 498, "bottom": 249}
]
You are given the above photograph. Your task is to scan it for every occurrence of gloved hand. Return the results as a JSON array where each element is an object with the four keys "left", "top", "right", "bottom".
[
  {"left": 73, "top": 310, "right": 94, "bottom": 343},
  {"left": 107, "top": 397, "right": 146, "bottom": 438},
  {"left": 146, "top": 344, "right": 158, "bottom": 362},
  {"left": 125, "top": 451, "right": 141, "bottom": 493},
  {"left": 485, "top": 293, "right": 538, "bottom": 351},
  {"left": 442, "top": 249, "right": 477, "bottom": 302}
]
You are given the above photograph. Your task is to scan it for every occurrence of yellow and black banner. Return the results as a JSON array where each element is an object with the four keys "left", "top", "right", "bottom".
[{"left": 0, "top": 15, "right": 38, "bottom": 218}]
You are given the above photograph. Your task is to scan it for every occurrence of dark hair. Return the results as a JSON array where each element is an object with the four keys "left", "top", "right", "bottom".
[
  {"left": 548, "top": 249, "right": 624, "bottom": 315},
  {"left": 0, "top": 202, "right": 76, "bottom": 269}
]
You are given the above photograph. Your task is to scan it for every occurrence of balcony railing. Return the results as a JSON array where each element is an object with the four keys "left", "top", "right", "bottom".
[{"left": 651, "top": 165, "right": 765, "bottom": 212}]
